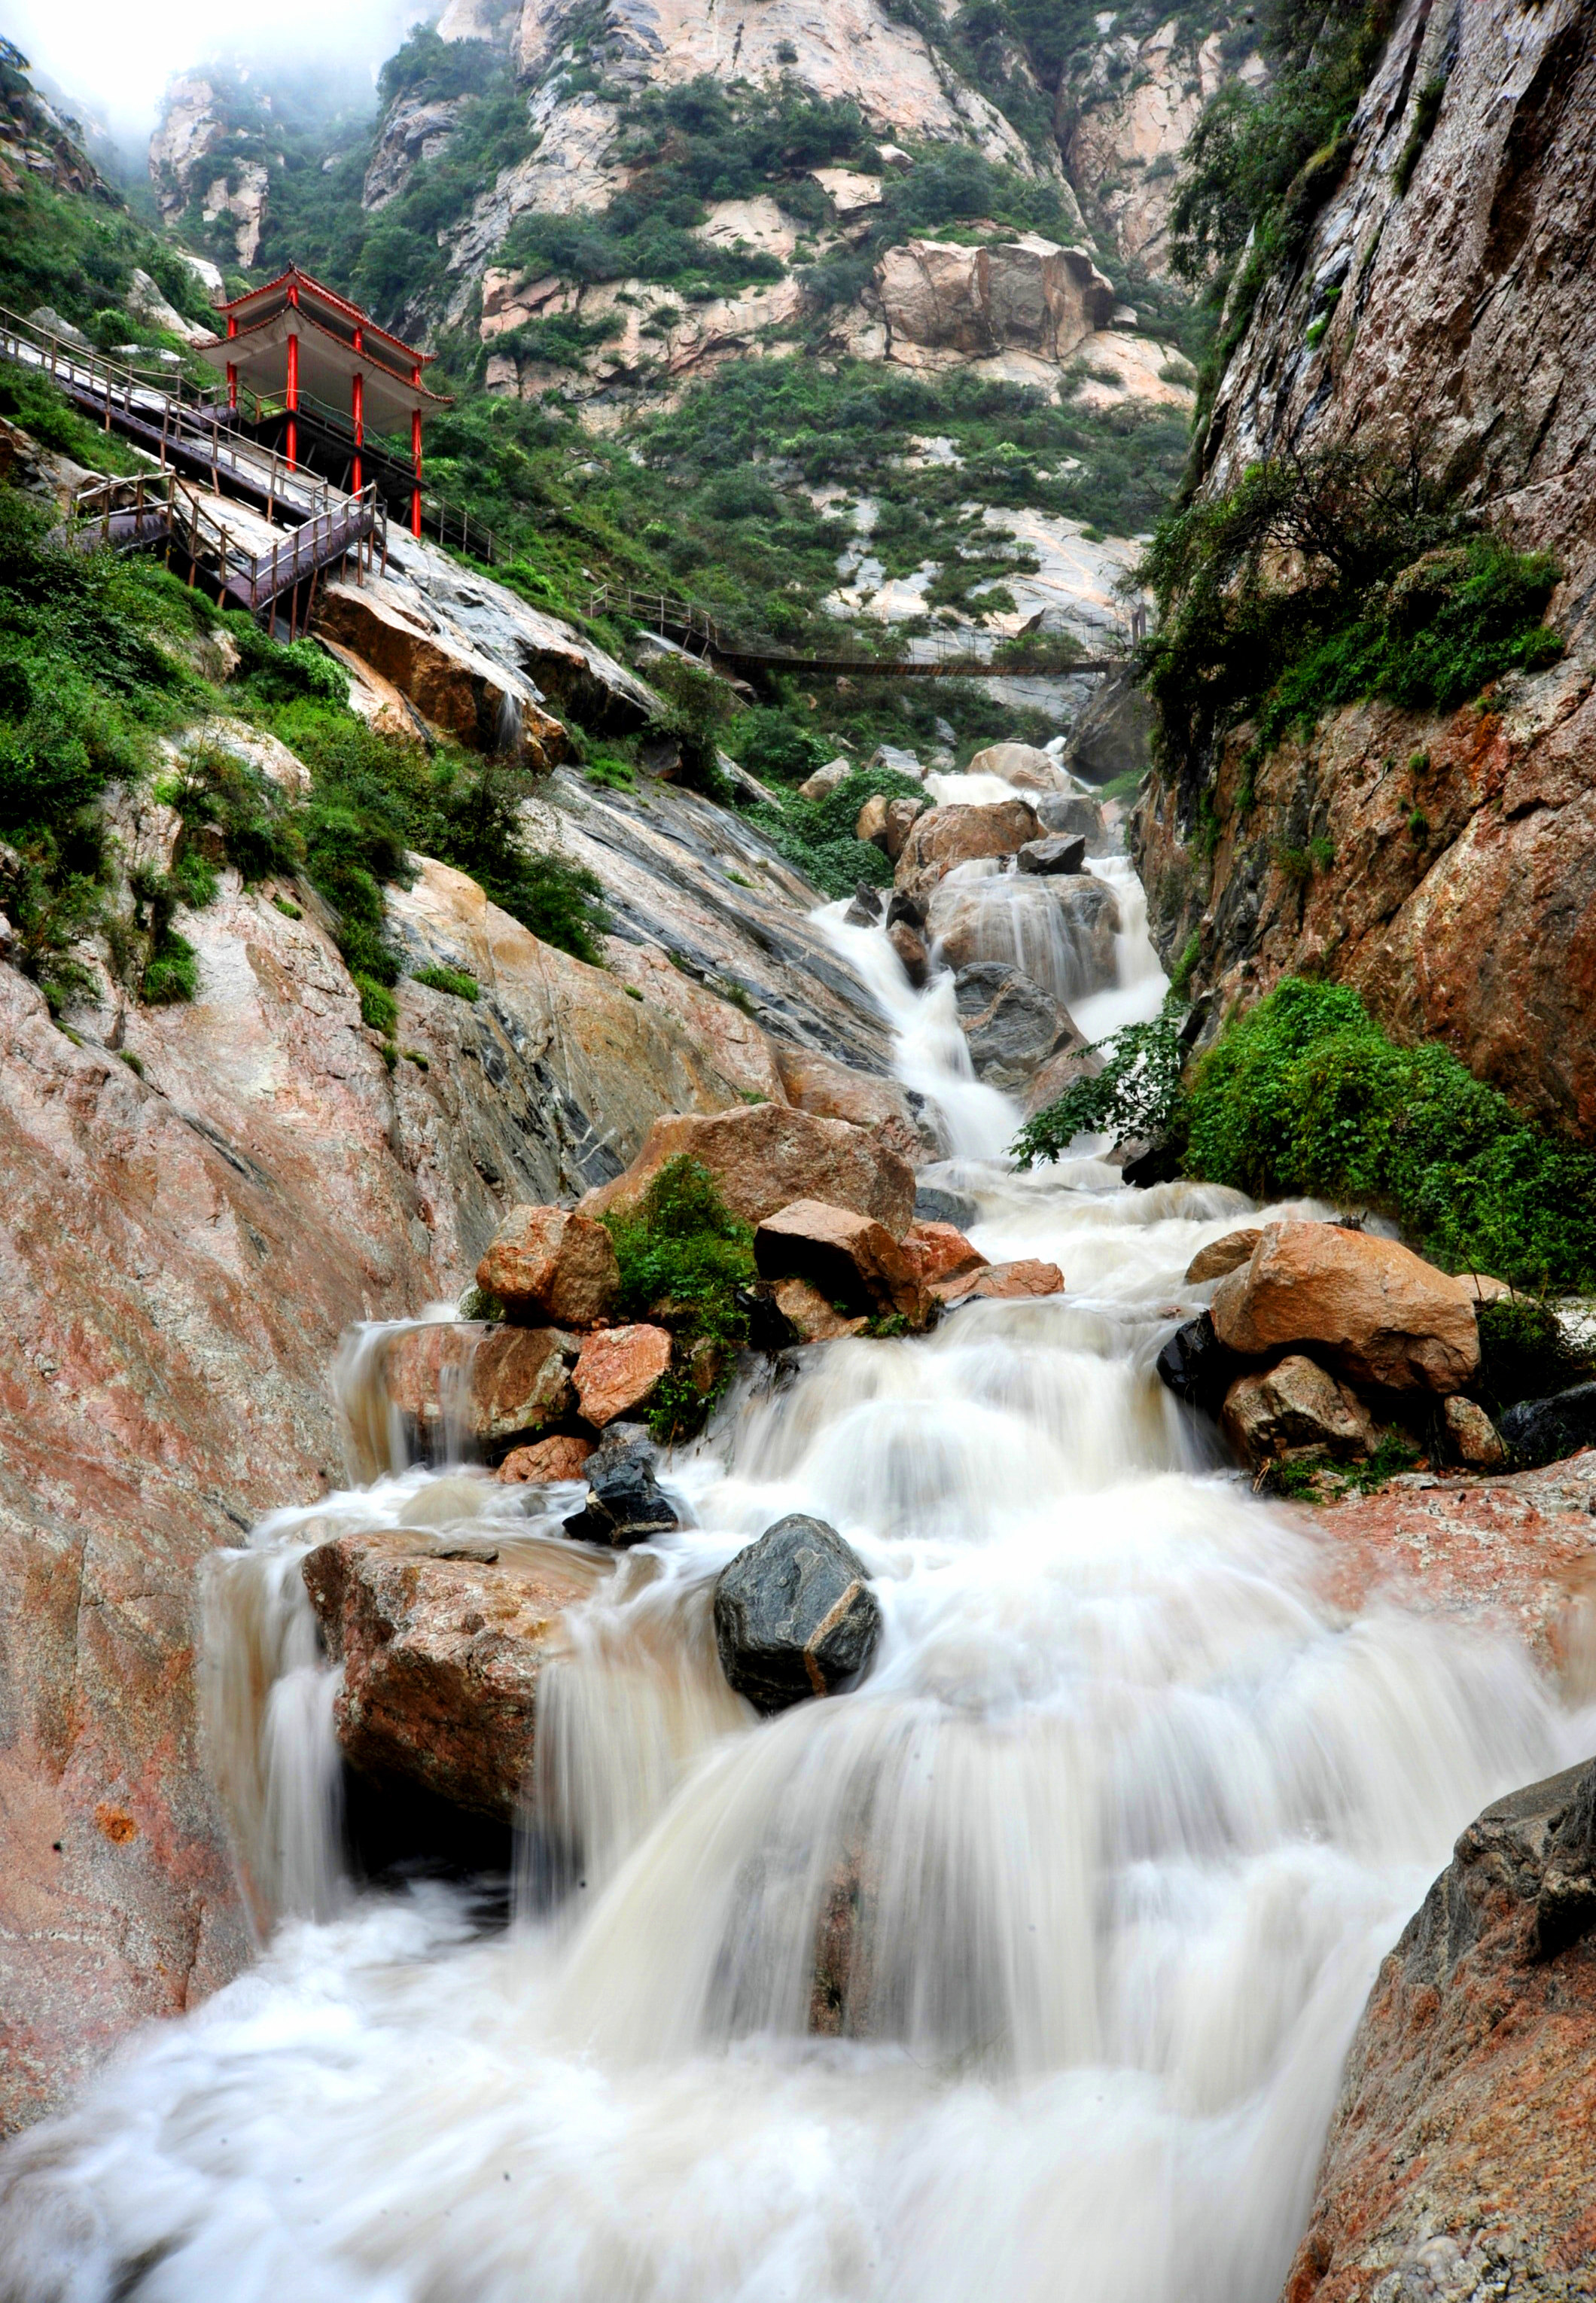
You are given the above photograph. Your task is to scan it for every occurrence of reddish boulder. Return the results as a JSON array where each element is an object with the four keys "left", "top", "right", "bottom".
[
  {"left": 1280, "top": 1761, "right": 1596, "bottom": 2303},
  {"left": 772, "top": 1045, "right": 924, "bottom": 1166},
  {"left": 894, "top": 799, "right": 1041, "bottom": 901},
  {"left": 854, "top": 794, "right": 889, "bottom": 846},
  {"left": 770, "top": 1277, "right": 868, "bottom": 1342},
  {"left": 475, "top": 1204, "right": 620, "bottom": 1328},
  {"left": 572, "top": 1323, "right": 673, "bottom": 1427},
  {"left": 1184, "top": 1227, "right": 1262, "bottom": 1285},
  {"left": 897, "top": 1220, "right": 988, "bottom": 1292},
  {"left": 1443, "top": 1396, "right": 1507, "bottom": 1470},
  {"left": 496, "top": 1433, "right": 594, "bottom": 1485},
  {"left": 1209, "top": 1222, "right": 1479, "bottom": 1394},
  {"left": 384, "top": 1322, "right": 575, "bottom": 1446},
  {"left": 1220, "top": 1354, "right": 1374, "bottom": 1468},
  {"left": 882, "top": 795, "right": 928, "bottom": 861},
  {"left": 580, "top": 1101, "right": 915, "bottom": 1235},
  {"left": 301, "top": 1529, "right": 605, "bottom": 1817},
  {"left": 938, "top": 1258, "right": 1065, "bottom": 1302},
  {"left": 754, "top": 1199, "right": 928, "bottom": 1322},
  {"left": 888, "top": 922, "right": 930, "bottom": 988}
]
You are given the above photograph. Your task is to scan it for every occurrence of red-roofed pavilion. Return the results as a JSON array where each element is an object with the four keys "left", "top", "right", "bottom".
[{"left": 199, "top": 267, "right": 450, "bottom": 536}]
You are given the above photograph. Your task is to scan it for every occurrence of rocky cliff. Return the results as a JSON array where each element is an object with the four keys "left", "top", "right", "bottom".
[{"left": 1134, "top": 0, "right": 1596, "bottom": 1145}]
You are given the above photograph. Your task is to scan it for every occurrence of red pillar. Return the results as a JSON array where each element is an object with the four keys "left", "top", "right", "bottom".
[
  {"left": 411, "top": 404, "right": 422, "bottom": 538},
  {"left": 352, "top": 370, "right": 363, "bottom": 495},
  {"left": 285, "top": 329, "right": 299, "bottom": 473},
  {"left": 226, "top": 360, "right": 237, "bottom": 413}
]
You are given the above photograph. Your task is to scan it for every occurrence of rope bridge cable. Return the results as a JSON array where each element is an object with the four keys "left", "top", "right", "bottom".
[{"left": 584, "top": 583, "right": 1121, "bottom": 681}]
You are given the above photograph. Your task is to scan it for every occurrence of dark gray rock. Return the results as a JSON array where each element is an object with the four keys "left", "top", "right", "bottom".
[
  {"left": 1156, "top": 1311, "right": 1236, "bottom": 1415},
  {"left": 1016, "top": 834, "right": 1086, "bottom": 876},
  {"left": 1500, "top": 1381, "right": 1596, "bottom": 1469},
  {"left": 952, "top": 962, "right": 1059, "bottom": 1089},
  {"left": 1068, "top": 667, "right": 1152, "bottom": 787},
  {"left": 1037, "top": 792, "right": 1110, "bottom": 850},
  {"left": 885, "top": 888, "right": 927, "bottom": 932},
  {"left": 845, "top": 881, "right": 884, "bottom": 927},
  {"left": 1120, "top": 1138, "right": 1183, "bottom": 1189},
  {"left": 714, "top": 1513, "right": 883, "bottom": 1713},
  {"left": 914, "top": 1184, "right": 979, "bottom": 1229},
  {"left": 563, "top": 1434, "right": 679, "bottom": 1546}
]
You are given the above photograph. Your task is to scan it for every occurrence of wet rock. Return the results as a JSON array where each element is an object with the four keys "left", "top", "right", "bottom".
[
  {"left": 315, "top": 581, "right": 566, "bottom": 768},
  {"left": 1037, "top": 791, "right": 1110, "bottom": 851},
  {"left": 302, "top": 1529, "right": 604, "bottom": 1818},
  {"left": 497, "top": 1433, "right": 594, "bottom": 1485},
  {"left": 1442, "top": 1397, "right": 1507, "bottom": 1471},
  {"left": 385, "top": 1323, "right": 576, "bottom": 1449},
  {"left": 1119, "top": 1138, "right": 1183, "bottom": 1189},
  {"left": 1022, "top": 1033, "right": 1104, "bottom": 1117},
  {"left": 1279, "top": 1759, "right": 1596, "bottom": 2303},
  {"left": 894, "top": 799, "right": 1042, "bottom": 901},
  {"left": 1183, "top": 1228, "right": 1263, "bottom": 1286},
  {"left": 885, "top": 888, "right": 928, "bottom": 931},
  {"left": 938, "top": 1258, "right": 1064, "bottom": 1303},
  {"left": 952, "top": 962, "right": 1060, "bottom": 1090},
  {"left": 1210, "top": 1222, "right": 1479, "bottom": 1395},
  {"left": 1501, "top": 1383, "right": 1596, "bottom": 1470},
  {"left": 882, "top": 796, "right": 928, "bottom": 861},
  {"left": 1220, "top": 1354, "right": 1374, "bottom": 1469},
  {"left": 713, "top": 1514, "right": 882, "bottom": 1713},
  {"left": 888, "top": 922, "right": 930, "bottom": 989},
  {"left": 772, "top": 1044, "right": 924, "bottom": 1165},
  {"left": 967, "top": 741, "right": 1061, "bottom": 789},
  {"left": 754, "top": 1199, "right": 927, "bottom": 1322},
  {"left": 580, "top": 1101, "right": 916, "bottom": 1236},
  {"left": 771, "top": 1275, "right": 868, "bottom": 1342},
  {"left": 562, "top": 1441, "right": 679, "bottom": 1547},
  {"left": 1068, "top": 669, "right": 1151, "bottom": 787},
  {"left": 797, "top": 757, "right": 851, "bottom": 800},
  {"left": 897, "top": 1220, "right": 987, "bottom": 1293},
  {"left": 475, "top": 1204, "right": 620, "bottom": 1329},
  {"left": 913, "top": 1184, "right": 979, "bottom": 1229},
  {"left": 571, "top": 1323, "right": 674, "bottom": 1427},
  {"left": 854, "top": 797, "right": 890, "bottom": 849},
  {"left": 843, "top": 880, "right": 884, "bottom": 927},
  {"left": 1016, "top": 834, "right": 1086, "bottom": 876},
  {"left": 1155, "top": 1311, "right": 1237, "bottom": 1415}
]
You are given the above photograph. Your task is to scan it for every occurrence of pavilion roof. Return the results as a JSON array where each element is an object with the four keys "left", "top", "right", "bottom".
[{"left": 214, "top": 267, "right": 435, "bottom": 372}]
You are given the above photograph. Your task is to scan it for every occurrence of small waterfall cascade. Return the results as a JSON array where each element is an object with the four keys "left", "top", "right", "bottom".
[{"left": 0, "top": 794, "right": 1582, "bottom": 2303}]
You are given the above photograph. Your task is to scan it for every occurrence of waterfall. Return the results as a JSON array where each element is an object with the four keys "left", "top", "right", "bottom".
[{"left": 0, "top": 803, "right": 1578, "bottom": 2303}]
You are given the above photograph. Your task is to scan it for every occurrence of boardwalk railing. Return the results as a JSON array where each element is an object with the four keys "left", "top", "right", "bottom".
[
  {"left": 586, "top": 583, "right": 1118, "bottom": 681},
  {"left": 166, "top": 478, "right": 386, "bottom": 612}
]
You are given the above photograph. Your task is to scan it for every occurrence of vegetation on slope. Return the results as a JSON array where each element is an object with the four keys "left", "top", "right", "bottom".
[
  {"left": 1013, "top": 980, "right": 1596, "bottom": 1293},
  {"left": 1134, "top": 446, "right": 1563, "bottom": 805},
  {"left": 602, "top": 1154, "right": 756, "bottom": 1440}
]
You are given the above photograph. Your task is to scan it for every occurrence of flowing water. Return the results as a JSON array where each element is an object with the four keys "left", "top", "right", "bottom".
[{"left": 0, "top": 837, "right": 1582, "bottom": 2303}]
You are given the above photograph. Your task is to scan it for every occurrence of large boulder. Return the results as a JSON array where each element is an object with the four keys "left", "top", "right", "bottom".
[
  {"left": 301, "top": 1529, "right": 604, "bottom": 1818},
  {"left": 713, "top": 1514, "right": 883, "bottom": 1712},
  {"left": 1184, "top": 1227, "right": 1263, "bottom": 1285},
  {"left": 1209, "top": 1222, "right": 1480, "bottom": 1394},
  {"left": 927, "top": 873, "right": 1120, "bottom": 998},
  {"left": 384, "top": 1321, "right": 575, "bottom": 1450},
  {"left": 967, "top": 741, "right": 1061, "bottom": 790},
  {"left": 1068, "top": 667, "right": 1151, "bottom": 787},
  {"left": 571, "top": 1324, "right": 673, "bottom": 1427},
  {"left": 579, "top": 1102, "right": 916, "bottom": 1236},
  {"left": 754, "top": 1199, "right": 928, "bottom": 1321},
  {"left": 1016, "top": 833, "right": 1086, "bottom": 876},
  {"left": 1279, "top": 1762, "right": 1596, "bottom": 2303},
  {"left": 476, "top": 1204, "right": 620, "bottom": 1328},
  {"left": 1037, "top": 791, "right": 1112, "bottom": 852},
  {"left": 315, "top": 580, "right": 566, "bottom": 768},
  {"left": 1220, "top": 1354, "right": 1375, "bottom": 1468},
  {"left": 772, "top": 1045, "right": 924, "bottom": 1166},
  {"left": 894, "top": 799, "right": 1041, "bottom": 901},
  {"left": 1500, "top": 1382, "right": 1596, "bottom": 1469},
  {"left": 952, "top": 962, "right": 1060, "bottom": 1089},
  {"left": 875, "top": 236, "right": 1115, "bottom": 367}
]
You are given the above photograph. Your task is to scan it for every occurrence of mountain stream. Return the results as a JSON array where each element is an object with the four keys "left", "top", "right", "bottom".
[{"left": 0, "top": 837, "right": 1576, "bottom": 2303}]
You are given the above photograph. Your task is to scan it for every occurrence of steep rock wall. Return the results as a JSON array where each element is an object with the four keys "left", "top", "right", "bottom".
[{"left": 1135, "top": 0, "right": 1596, "bottom": 1144}]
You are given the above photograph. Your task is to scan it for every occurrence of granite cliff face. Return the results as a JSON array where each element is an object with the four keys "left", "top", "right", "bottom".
[{"left": 1134, "top": 0, "right": 1596, "bottom": 1144}]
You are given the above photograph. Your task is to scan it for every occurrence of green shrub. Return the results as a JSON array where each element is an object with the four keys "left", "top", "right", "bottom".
[
  {"left": 742, "top": 761, "right": 924, "bottom": 897},
  {"left": 413, "top": 962, "right": 480, "bottom": 1001},
  {"left": 354, "top": 973, "right": 398, "bottom": 1036},
  {"left": 141, "top": 927, "right": 200, "bottom": 1005},
  {"left": 602, "top": 1155, "right": 756, "bottom": 1439},
  {"left": 1011, "top": 1010, "right": 1186, "bottom": 1170}
]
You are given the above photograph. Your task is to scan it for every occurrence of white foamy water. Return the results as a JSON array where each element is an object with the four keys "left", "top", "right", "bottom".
[{"left": 0, "top": 818, "right": 1579, "bottom": 2303}]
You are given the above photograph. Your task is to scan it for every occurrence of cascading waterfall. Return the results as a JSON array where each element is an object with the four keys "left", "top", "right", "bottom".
[{"left": 0, "top": 812, "right": 1583, "bottom": 2303}]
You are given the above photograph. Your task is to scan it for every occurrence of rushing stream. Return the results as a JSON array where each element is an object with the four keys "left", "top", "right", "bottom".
[{"left": 0, "top": 832, "right": 1579, "bottom": 2303}]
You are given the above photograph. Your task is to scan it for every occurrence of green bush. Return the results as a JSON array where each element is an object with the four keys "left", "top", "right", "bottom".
[
  {"left": 354, "top": 973, "right": 398, "bottom": 1036},
  {"left": 1138, "top": 449, "right": 1563, "bottom": 797},
  {"left": 602, "top": 1155, "right": 756, "bottom": 1440},
  {"left": 741, "top": 761, "right": 925, "bottom": 897},
  {"left": 413, "top": 962, "right": 480, "bottom": 1001},
  {"left": 1011, "top": 1010, "right": 1186, "bottom": 1171},
  {"left": 1184, "top": 981, "right": 1596, "bottom": 1290}
]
